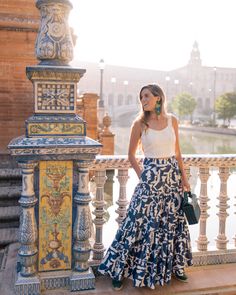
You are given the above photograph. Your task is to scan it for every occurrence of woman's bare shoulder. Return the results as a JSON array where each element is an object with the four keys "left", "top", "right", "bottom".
[
  {"left": 132, "top": 118, "right": 142, "bottom": 128},
  {"left": 131, "top": 118, "right": 145, "bottom": 134},
  {"left": 167, "top": 113, "right": 179, "bottom": 125}
]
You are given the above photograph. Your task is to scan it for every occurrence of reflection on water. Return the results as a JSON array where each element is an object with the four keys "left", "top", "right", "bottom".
[
  {"left": 179, "top": 130, "right": 236, "bottom": 154},
  {"left": 112, "top": 125, "right": 236, "bottom": 155}
]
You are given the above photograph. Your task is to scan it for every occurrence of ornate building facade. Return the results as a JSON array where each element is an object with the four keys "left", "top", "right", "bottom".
[{"left": 75, "top": 42, "right": 236, "bottom": 122}]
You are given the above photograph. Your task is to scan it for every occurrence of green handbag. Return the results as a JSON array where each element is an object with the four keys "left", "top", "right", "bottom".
[{"left": 182, "top": 191, "right": 201, "bottom": 225}]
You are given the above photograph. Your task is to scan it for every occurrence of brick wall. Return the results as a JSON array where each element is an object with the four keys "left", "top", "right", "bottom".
[
  {"left": 0, "top": 1, "right": 114, "bottom": 157},
  {"left": 0, "top": 0, "right": 39, "bottom": 153}
]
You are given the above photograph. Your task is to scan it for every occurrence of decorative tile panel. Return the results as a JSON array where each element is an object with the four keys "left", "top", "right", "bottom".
[
  {"left": 27, "top": 122, "right": 84, "bottom": 136},
  {"left": 35, "top": 82, "right": 76, "bottom": 113},
  {"left": 39, "top": 161, "right": 73, "bottom": 271}
]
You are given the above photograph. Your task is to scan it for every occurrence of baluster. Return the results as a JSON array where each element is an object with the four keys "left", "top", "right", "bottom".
[
  {"left": 185, "top": 165, "right": 190, "bottom": 179},
  {"left": 92, "top": 169, "right": 107, "bottom": 262},
  {"left": 15, "top": 162, "right": 40, "bottom": 294},
  {"left": 197, "top": 167, "right": 210, "bottom": 251},
  {"left": 185, "top": 165, "right": 191, "bottom": 183},
  {"left": 216, "top": 167, "right": 230, "bottom": 250},
  {"left": 71, "top": 160, "right": 95, "bottom": 291},
  {"left": 115, "top": 169, "right": 129, "bottom": 226},
  {"left": 18, "top": 162, "right": 38, "bottom": 276}
]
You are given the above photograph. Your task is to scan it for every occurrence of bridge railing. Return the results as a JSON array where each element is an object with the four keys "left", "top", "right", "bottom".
[{"left": 90, "top": 154, "right": 236, "bottom": 266}]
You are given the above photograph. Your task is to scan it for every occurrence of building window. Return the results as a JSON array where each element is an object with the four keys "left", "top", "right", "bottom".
[
  {"left": 125, "top": 95, "right": 133, "bottom": 105},
  {"left": 118, "top": 94, "right": 124, "bottom": 106},
  {"left": 205, "top": 98, "right": 210, "bottom": 109},
  {"left": 102, "top": 94, "right": 106, "bottom": 106},
  {"left": 197, "top": 97, "right": 203, "bottom": 109},
  {"left": 108, "top": 93, "right": 114, "bottom": 106}
]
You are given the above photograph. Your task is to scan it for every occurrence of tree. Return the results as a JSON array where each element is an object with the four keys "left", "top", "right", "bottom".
[
  {"left": 215, "top": 92, "right": 236, "bottom": 125},
  {"left": 171, "top": 92, "right": 197, "bottom": 121}
]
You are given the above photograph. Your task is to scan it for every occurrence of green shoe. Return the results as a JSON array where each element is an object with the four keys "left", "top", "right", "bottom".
[
  {"left": 174, "top": 272, "right": 188, "bottom": 283},
  {"left": 112, "top": 279, "right": 124, "bottom": 291}
]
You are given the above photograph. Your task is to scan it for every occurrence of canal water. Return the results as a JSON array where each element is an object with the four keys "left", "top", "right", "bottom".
[
  {"left": 112, "top": 125, "right": 236, "bottom": 155},
  {"left": 96, "top": 126, "right": 236, "bottom": 251}
]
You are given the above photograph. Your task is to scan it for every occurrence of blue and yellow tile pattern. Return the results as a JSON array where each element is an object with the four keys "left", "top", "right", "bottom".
[{"left": 39, "top": 161, "right": 73, "bottom": 271}]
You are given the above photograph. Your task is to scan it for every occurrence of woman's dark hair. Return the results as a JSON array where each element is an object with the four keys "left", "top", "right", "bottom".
[{"left": 138, "top": 84, "right": 166, "bottom": 128}]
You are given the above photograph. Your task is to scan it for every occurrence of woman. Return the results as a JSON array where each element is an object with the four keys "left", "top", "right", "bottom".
[{"left": 98, "top": 84, "right": 192, "bottom": 290}]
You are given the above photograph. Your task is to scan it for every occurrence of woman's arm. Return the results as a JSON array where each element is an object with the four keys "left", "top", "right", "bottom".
[
  {"left": 128, "top": 120, "right": 142, "bottom": 178},
  {"left": 172, "top": 115, "right": 190, "bottom": 191}
]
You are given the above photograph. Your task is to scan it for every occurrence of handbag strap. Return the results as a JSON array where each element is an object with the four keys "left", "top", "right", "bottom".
[{"left": 184, "top": 191, "right": 192, "bottom": 199}]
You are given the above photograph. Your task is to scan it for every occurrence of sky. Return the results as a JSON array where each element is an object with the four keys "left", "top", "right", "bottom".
[{"left": 69, "top": 0, "right": 236, "bottom": 71}]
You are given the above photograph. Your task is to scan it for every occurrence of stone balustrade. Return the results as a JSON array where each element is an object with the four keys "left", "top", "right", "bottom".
[{"left": 90, "top": 154, "right": 236, "bottom": 266}]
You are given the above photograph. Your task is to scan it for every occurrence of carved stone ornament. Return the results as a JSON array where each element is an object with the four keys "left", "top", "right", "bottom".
[
  {"left": 26, "top": 66, "right": 86, "bottom": 82},
  {"left": 8, "top": 136, "right": 102, "bottom": 157},
  {"left": 35, "top": 0, "right": 74, "bottom": 65},
  {"left": 35, "top": 82, "right": 76, "bottom": 113}
]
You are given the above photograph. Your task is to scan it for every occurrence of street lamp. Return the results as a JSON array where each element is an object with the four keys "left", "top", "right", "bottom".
[
  {"left": 212, "top": 67, "right": 217, "bottom": 125},
  {"left": 98, "top": 58, "right": 105, "bottom": 108},
  {"left": 189, "top": 81, "right": 193, "bottom": 94},
  {"left": 174, "top": 79, "right": 179, "bottom": 95},
  {"left": 111, "top": 77, "right": 116, "bottom": 85}
]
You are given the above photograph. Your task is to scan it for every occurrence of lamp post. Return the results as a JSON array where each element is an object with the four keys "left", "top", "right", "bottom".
[
  {"left": 189, "top": 81, "right": 193, "bottom": 94},
  {"left": 99, "top": 59, "right": 105, "bottom": 108},
  {"left": 111, "top": 77, "right": 116, "bottom": 87},
  {"left": 174, "top": 79, "right": 179, "bottom": 96},
  {"left": 212, "top": 67, "right": 217, "bottom": 125},
  {"left": 98, "top": 59, "right": 105, "bottom": 125}
]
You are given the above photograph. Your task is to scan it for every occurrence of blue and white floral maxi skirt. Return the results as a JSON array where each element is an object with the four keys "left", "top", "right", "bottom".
[{"left": 98, "top": 157, "right": 193, "bottom": 289}]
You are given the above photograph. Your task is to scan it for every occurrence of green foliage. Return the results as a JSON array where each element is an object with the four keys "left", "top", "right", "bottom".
[
  {"left": 171, "top": 92, "right": 197, "bottom": 119},
  {"left": 215, "top": 92, "right": 236, "bottom": 125}
]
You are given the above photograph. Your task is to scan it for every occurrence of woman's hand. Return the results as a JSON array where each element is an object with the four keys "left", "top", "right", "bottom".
[
  {"left": 137, "top": 170, "right": 142, "bottom": 179},
  {"left": 182, "top": 175, "right": 191, "bottom": 192}
]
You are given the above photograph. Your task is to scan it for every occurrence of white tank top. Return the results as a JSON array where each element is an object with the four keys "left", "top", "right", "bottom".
[{"left": 141, "top": 115, "right": 176, "bottom": 158}]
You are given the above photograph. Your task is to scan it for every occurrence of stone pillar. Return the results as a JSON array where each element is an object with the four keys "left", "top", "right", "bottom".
[
  {"left": 185, "top": 165, "right": 191, "bottom": 181},
  {"left": 70, "top": 160, "right": 95, "bottom": 291},
  {"left": 15, "top": 162, "right": 40, "bottom": 295},
  {"left": 216, "top": 167, "right": 230, "bottom": 250},
  {"left": 115, "top": 169, "right": 129, "bottom": 225},
  {"left": 197, "top": 167, "right": 210, "bottom": 251},
  {"left": 92, "top": 169, "right": 107, "bottom": 262},
  {"left": 8, "top": 0, "right": 102, "bottom": 292},
  {"left": 35, "top": 0, "right": 74, "bottom": 65}
]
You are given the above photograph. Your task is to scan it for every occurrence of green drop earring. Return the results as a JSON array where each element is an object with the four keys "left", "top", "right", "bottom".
[{"left": 155, "top": 100, "right": 161, "bottom": 115}]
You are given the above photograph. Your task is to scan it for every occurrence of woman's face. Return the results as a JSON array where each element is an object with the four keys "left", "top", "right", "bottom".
[{"left": 140, "top": 88, "right": 160, "bottom": 112}]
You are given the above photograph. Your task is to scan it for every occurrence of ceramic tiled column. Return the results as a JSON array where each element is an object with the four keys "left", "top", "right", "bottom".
[
  {"left": 8, "top": 0, "right": 101, "bottom": 293},
  {"left": 15, "top": 162, "right": 40, "bottom": 294}
]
